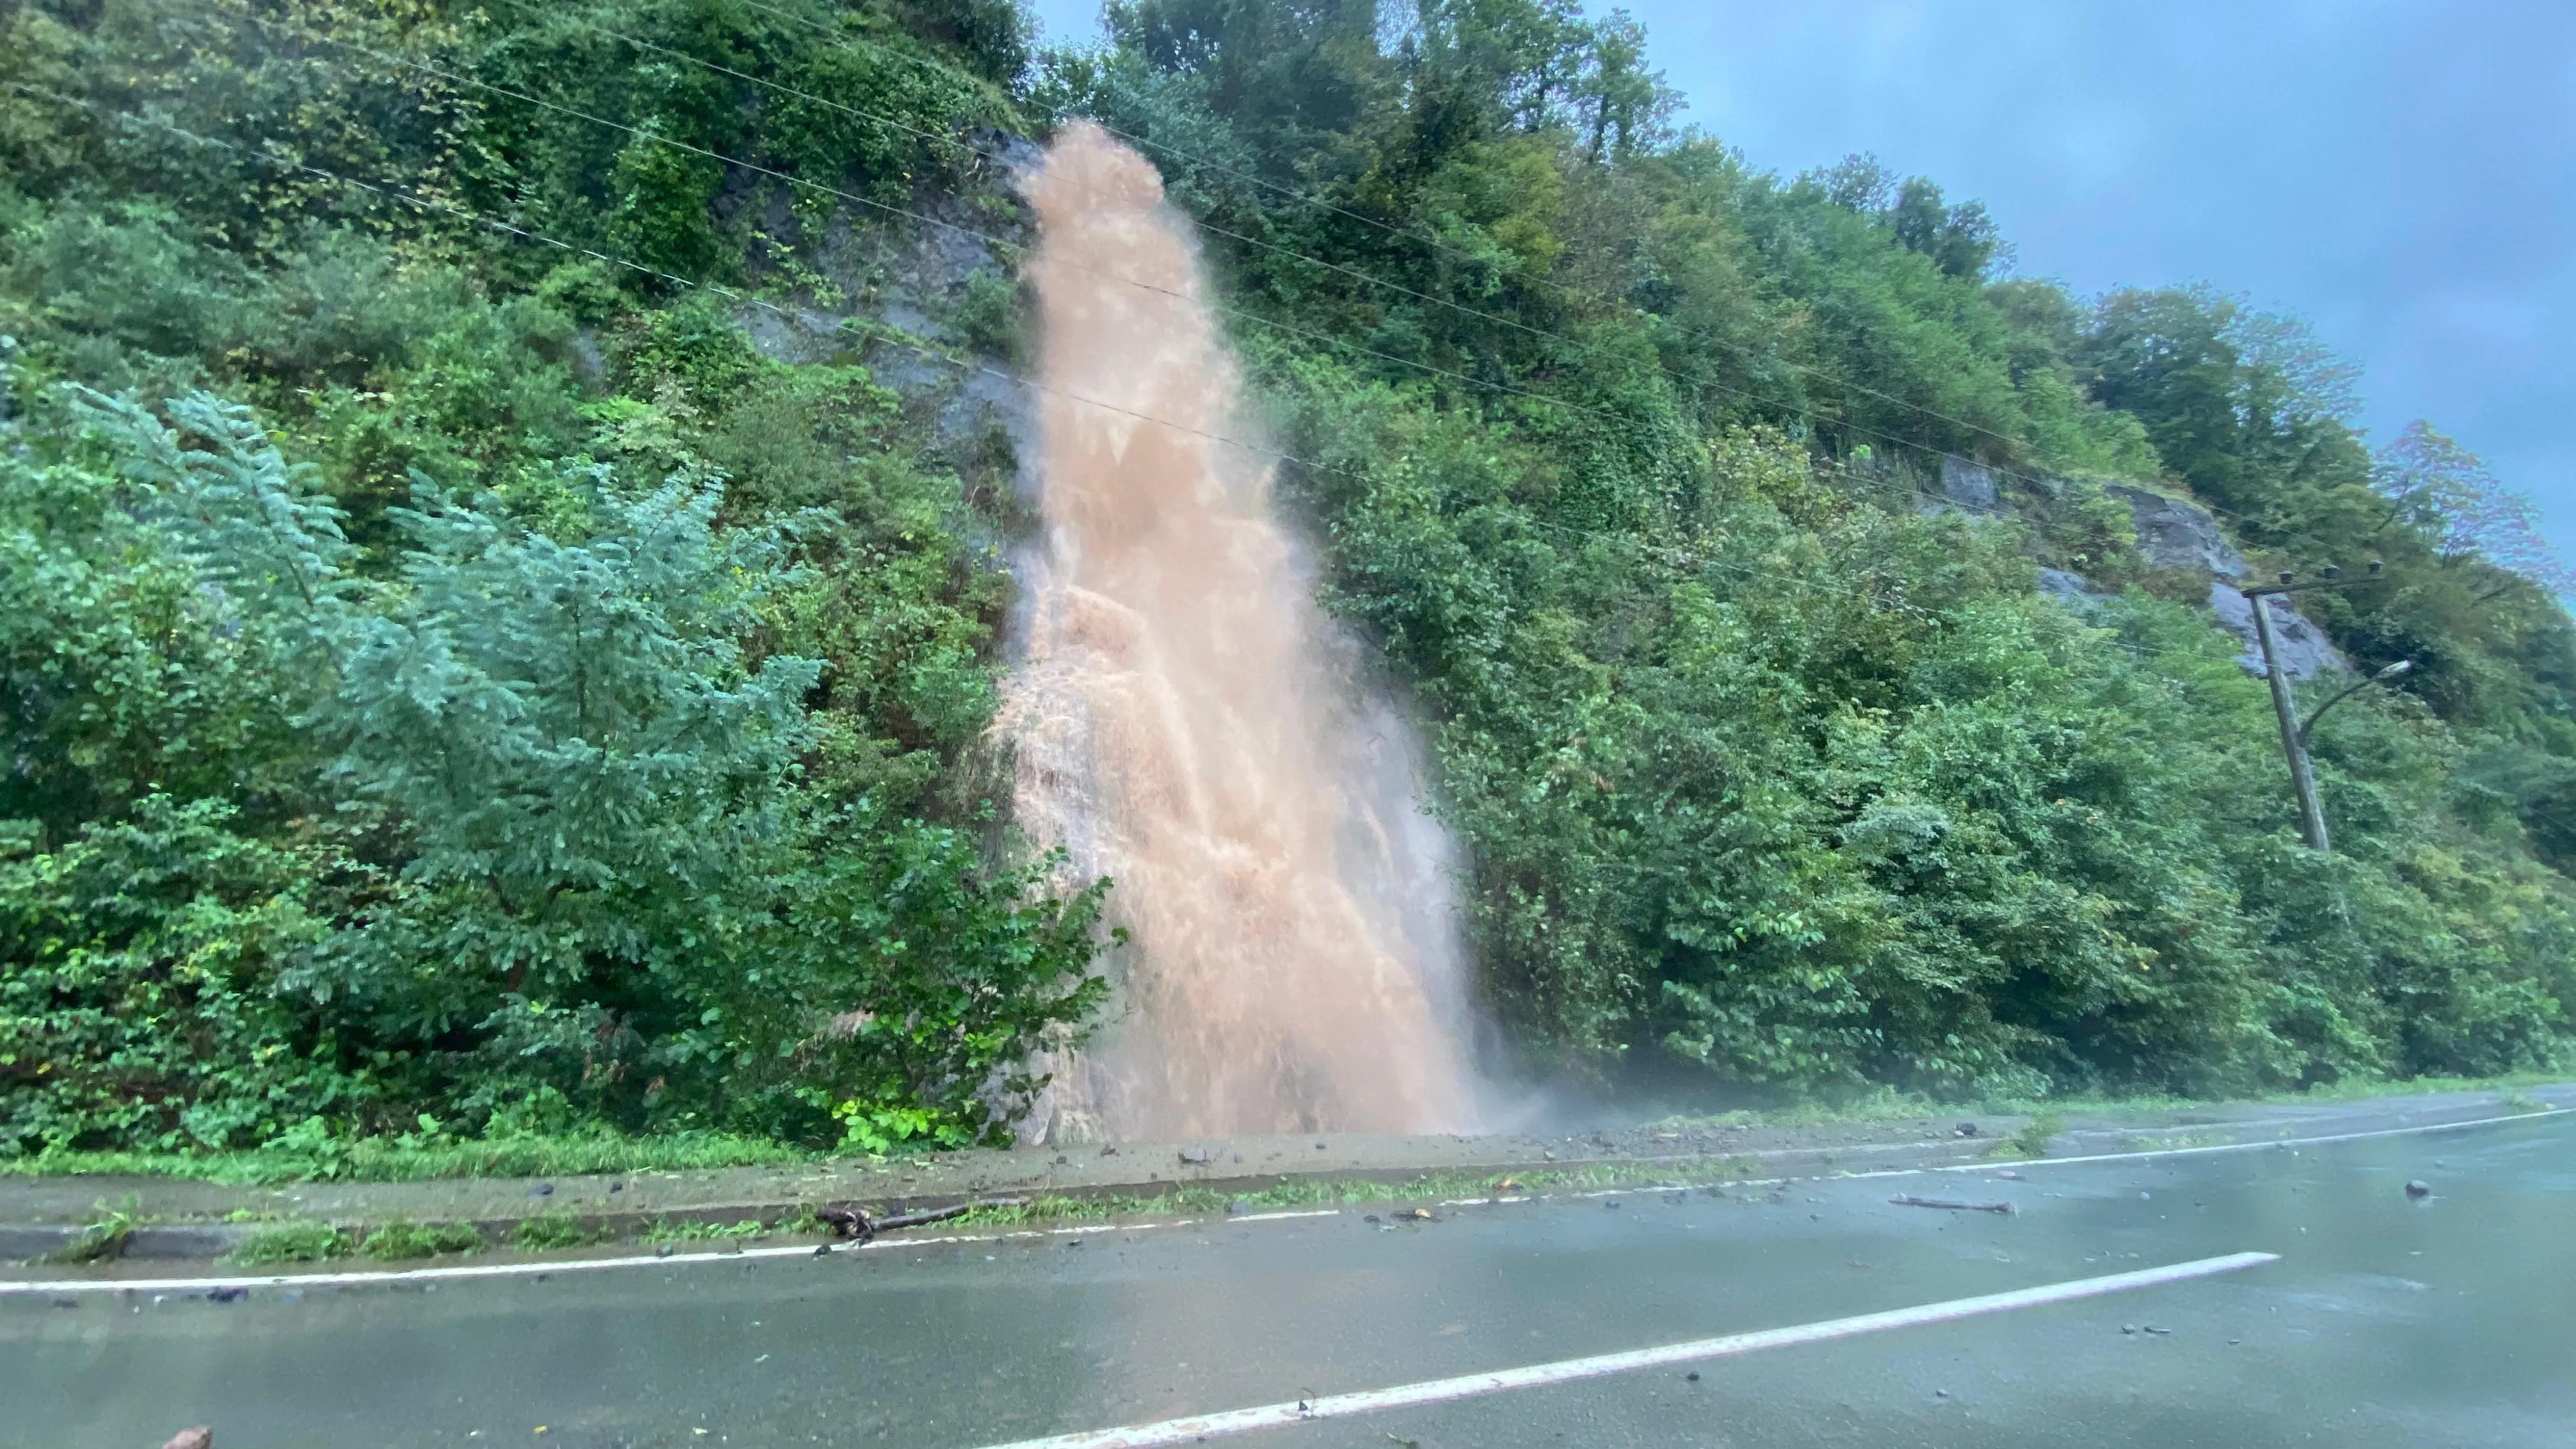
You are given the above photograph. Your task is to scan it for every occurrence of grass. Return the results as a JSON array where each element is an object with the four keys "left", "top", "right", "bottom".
[
  {"left": 639, "top": 1215, "right": 812, "bottom": 1243},
  {"left": 509, "top": 1210, "right": 618, "bottom": 1251},
  {"left": 231, "top": 1220, "right": 354, "bottom": 1265},
  {"left": 359, "top": 1218, "right": 486, "bottom": 1260},
  {"left": 1648, "top": 1070, "right": 2573, "bottom": 1136},
  {"left": 52, "top": 1197, "right": 140, "bottom": 1264},
  {"left": 3, "top": 1073, "right": 2562, "bottom": 1191},
  {"left": 1997, "top": 1112, "right": 2064, "bottom": 1159},
  {"left": 0, "top": 1129, "right": 819, "bottom": 1186}
]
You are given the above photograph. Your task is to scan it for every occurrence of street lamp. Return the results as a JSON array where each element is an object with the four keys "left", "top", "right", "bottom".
[
  {"left": 2301, "top": 659, "right": 2414, "bottom": 746},
  {"left": 2239, "top": 564, "right": 2391, "bottom": 854}
]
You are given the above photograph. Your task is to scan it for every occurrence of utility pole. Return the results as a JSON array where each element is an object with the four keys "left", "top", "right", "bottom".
[
  {"left": 2246, "top": 590, "right": 2330, "bottom": 851},
  {"left": 2239, "top": 564, "right": 2393, "bottom": 854}
]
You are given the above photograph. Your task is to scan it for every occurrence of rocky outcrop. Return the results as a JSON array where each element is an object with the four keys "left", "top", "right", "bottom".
[
  {"left": 2019, "top": 475, "right": 2347, "bottom": 678},
  {"left": 2207, "top": 582, "right": 2347, "bottom": 678},
  {"left": 2104, "top": 481, "right": 2248, "bottom": 579},
  {"left": 1936, "top": 456, "right": 2008, "bottom": 516}
]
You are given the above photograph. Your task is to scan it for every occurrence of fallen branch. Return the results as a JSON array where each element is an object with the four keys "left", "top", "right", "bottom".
[
  {"left": 876, "top": 1199, "right": 1027, "bottom": 1232},
  {"left": 1890, "top": 1195, "right": 2014, "bottom": 1215}
]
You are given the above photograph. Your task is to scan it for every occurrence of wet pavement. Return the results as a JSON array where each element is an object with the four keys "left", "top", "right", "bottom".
[{"left": 12, "top": 1112, "right": 2573, "bottom": 1448}]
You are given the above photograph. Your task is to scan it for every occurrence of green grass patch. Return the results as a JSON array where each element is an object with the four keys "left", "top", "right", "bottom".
[
  {"left": 1998, "top": 1112, "right": 2065, "bottom": 1159},
  {"left": 0, "top": 1129, "right": 819, "bottom": 1186},
  {"left": 231, "top": 1220, "right": 354, "bottom": 1265},
  {"left": 358, "top": 1218, "right": 486, "bottom": 1261},
  {"left": 50, "top": 1197, "right": 141, "bottom": 1264},
  {"left": 1646, "top": 1072, "right": 2572, "bottom": 1137},
  {"left": 638, "top": 1215, "right": 811, "bottom": 1243},
  {"left": 509, "top": 1210, "right": 617, "bottom": 1251}
]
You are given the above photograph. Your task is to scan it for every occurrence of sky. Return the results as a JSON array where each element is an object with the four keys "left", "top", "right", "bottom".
[{"left": 1024, "top": 1, "right": 2576, "bottom": 562}]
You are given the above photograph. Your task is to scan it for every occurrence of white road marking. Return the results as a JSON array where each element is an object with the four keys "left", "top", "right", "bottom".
[
  {"left": 1925, "top": 1106, "right": 2570, "bottom": 1174},
  {"left": 1562, "top": 1105, "right": 2573, "bottom": 1200},
  {"left": 1, "top": 1105, "right": 2553, "bottom": 1295},
  {"left": 965, "top": 1252, "right": 2280, "bottom": 1449}
]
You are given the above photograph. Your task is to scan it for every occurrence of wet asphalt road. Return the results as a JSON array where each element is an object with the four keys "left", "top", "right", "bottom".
[{"left": 11, "top": 1112, "right": 2573, "bottom": 1449}]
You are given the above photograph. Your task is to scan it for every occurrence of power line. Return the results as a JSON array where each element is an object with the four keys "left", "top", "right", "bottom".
[
  {"left": 689, "top": 0, "right": 2363, "bottom": 562},
  {"left": 234, "top": 1, "right": 2359, "bottom": 575},
  {"left": 302, "top": 31, "right": 1667, "bottom": 440},
  {"left": 295, "top": 18, "right": 2077, "bottom": 533},
  {"left": 7, "top": 79, "right": 2248, "bottom": 683}
]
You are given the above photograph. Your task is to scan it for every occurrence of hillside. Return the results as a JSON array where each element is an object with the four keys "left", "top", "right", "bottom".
[{"left": 1, "top": 0, "right": 2571, "bottom": 1167}]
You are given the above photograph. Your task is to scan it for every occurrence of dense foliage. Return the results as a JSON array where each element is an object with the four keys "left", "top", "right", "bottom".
[
  {"left": 1046, "top": 0, "right": 2576, "bottom": 1094},
  {"left": 0, "top": 0, "right": 1110, "bottom": 1161},
  {"left": 0, "top": 0, "right": 2568, "bottom": 1165}
]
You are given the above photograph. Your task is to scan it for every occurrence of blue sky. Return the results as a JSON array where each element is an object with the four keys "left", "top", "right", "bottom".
[{"left": 1026, "top": 1, "right": 2576, "bottom": 563}]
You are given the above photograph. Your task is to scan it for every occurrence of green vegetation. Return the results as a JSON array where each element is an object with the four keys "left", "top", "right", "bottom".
[
  {"left": 1, "top": 1126, "right": 818, "bottom": 1184},
  {"left": 1055, "top": 0, "right": 2576, "bottom": 1096},
  {"left": 0, "top": 0, "right": 2569, "bottom": 1179},
  {"left": 231, "top": 1219, "right": 355, "bottom": 1264},
  {"left": 359, "top": 1216, "right": 486, "bottom": 1259},
  {"left": 2000, "top": 1112, "right": 2064, "bottom": 1160},
  {"left": 0, "top": 0, "right": 1114, "bottom": 1168},
  {"left": 640, "top": 1215, "right": 796, "bottom": 1242},
  {"left": 510, "top": 1209, "right": 617, "bottom": 1250}
]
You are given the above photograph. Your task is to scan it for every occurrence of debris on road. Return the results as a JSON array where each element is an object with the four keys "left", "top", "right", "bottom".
[
  {"left": 2405, "top": 1179, "right": 2433, "bottom": 1199},
  {"left": 1389, "top": 1207, "right": 1434, "bottom": 1222},
  {"left": 162, "top": 1430, "right": 211, "bottom": 1449},
  {"left": 1179, "top": 1148, "right": 1213, "bottom": 1165},
  {"left": 875, "top": 1200, "right": 1024, "bottom": 1232},
  {"left": 817, "top": 1205, "right": 874, "bottom": 1242},
  {"left": 528, "top": 1183, "right": 554, "bottom": 1199},
  {"left": 1890, "top": 1195, "right": 2014, "bottom": 1215},
  {"left": 1954, "top": 1123, "right": 1981, "bottom": 1137}
]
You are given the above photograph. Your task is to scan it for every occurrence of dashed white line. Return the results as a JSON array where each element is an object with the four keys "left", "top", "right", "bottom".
[{"left": 965, "top": 1252, "right": 2281, "bottom": 1449}]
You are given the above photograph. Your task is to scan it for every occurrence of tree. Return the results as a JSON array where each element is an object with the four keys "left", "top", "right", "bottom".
[{"left": 2375, "top": 420, "right": 2576, "bottom": 598}]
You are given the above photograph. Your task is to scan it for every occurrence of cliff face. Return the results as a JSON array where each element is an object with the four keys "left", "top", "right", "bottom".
[{"left": 1924, "top": 457, "right": 2350, "bottom": 680}]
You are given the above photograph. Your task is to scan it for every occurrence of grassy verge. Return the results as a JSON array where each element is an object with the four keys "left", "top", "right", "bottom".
[
  {"left": 7, "top": 1072, "right": 2563, "bottom": 1190},
  {"left": 0, "top": 1130, "right": 821, "bottom": 1186},
  {"left": 1643, "top": 1071, "right": 2572, "bottom": 1135}
]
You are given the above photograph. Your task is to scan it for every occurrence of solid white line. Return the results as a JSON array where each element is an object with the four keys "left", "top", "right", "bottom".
[
  {"left": 1927, "top": 1105, "right": 2572, "bottom": 1176},
  {"left": 965, "top": 1252, "right": 2280, "bottom": 1449},
  {"left": 1565, "top": 1105, "right": 2573, "bottom": 1199}
]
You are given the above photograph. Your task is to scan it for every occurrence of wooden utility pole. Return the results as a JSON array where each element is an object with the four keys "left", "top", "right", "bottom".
[
  {"left": 2246, "top": 591, "right": 2329, "bottom": 851},
  {"left": 2239, "top": 563, "right": 2389, "bottom": 854}
]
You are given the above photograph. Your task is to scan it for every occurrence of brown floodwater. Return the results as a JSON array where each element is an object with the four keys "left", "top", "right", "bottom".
[{"left": 1000, "top": 121, "right": 1482, "bottom": 1140}]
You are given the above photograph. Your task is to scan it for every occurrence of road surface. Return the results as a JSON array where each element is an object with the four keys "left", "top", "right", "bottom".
[{"left": 10, "top": 1111, "right": 2572, "bottom": 1448}]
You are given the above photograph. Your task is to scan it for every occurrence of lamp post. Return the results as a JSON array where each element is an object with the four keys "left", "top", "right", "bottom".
[{"left": 2239, "top": 564, "right": 2395, "bottom": 854}]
